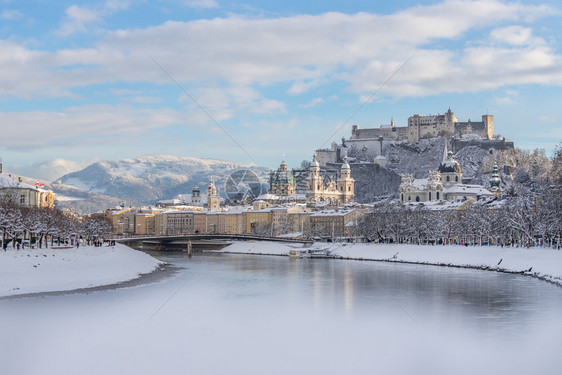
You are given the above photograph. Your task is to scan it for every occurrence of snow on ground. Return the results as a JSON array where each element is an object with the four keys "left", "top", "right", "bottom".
[
  {"left": 0, "top": 243, "right": 161, "bottom": 297},
  {"left": 222, "top": 241, "right": 562, "bottom": 286}
]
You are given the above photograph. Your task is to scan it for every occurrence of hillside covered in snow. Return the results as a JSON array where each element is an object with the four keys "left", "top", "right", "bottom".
[{"left": 51, "top": 155, "right": 270, "bottom": 209}]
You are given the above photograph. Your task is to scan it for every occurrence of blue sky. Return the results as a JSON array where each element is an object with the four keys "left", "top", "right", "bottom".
[{"left": 1, "top": 0, "right": 561, "bottom": 180}]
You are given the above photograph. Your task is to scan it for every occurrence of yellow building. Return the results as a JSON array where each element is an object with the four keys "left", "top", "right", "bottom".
[
  {"left": 244, "top": 208, "right": 272, "bottom": 235},
  {"left": 310, "top": 209, "right": 365, "bottom": 238},
  {"left": 287, "top": 211, "right": 313, "bottom": 234},
  {"left": 193, "top": 211, "right": 208, "bottom": 234},
  {"left": 206, "top": 212, "right": 219, "bottom": 234},
  {"left": 224, "top": 211, "right": 245, "bottom": 234}
]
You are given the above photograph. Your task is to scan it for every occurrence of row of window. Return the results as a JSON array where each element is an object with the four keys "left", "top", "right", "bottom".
[{"left": 401, "top": 191, "right": 440, "bottom": 202}]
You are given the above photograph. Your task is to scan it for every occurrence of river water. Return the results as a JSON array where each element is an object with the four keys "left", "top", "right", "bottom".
[{"left": 2, "top": 252, "right": 562, "bottom": 375}]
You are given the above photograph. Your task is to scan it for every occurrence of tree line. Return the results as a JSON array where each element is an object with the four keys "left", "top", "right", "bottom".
[
  {"left": 0, "top": 194, "right": 112, "bottom": 250},
  {"left": 356, "top": 186, "right": 561, "bottom": 248}
]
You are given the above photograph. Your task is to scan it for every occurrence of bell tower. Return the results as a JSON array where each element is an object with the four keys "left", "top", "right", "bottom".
[
  {"left": 306, "top": 152, "right": 324, "bottom": 202},
  {"left": 207, "top": 177, "right": 220, "bottom": 211},
  {"left": 337, "top": 152, "right": 354, "bottom": 204}
]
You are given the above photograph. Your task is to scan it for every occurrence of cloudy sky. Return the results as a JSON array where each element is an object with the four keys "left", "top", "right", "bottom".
[{"left": 1, "top": 0, "right": 561, "bottom": 180}]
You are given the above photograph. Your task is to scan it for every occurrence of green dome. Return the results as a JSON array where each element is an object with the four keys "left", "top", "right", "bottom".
[
  {"left": 272, "top": 170, "right": 296, "bottom": 185},
  {"left": 489, "top": 164, "right": 501, "bottom": 190}
]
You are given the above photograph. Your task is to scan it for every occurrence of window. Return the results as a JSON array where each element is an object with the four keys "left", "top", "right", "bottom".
[
  {"left": 429, "top": 192, "right": 432, "bottom": 200},
  {"left": 455, "top": 176, "right": 459, "bottom": 182},
  {"left": 416, "top": 196, "right": 420, "bottom": 202},
  {"left": 446, "top": 176, "right": 450, "bottom": 182},
  {"left": 437, "top": 192, "right": 440, "bottom": 200},
  {"left": 20, "top": 194, "right": 25, "bottom": 204},
  {"left": 401, "top": 194, "right": 404, "bottom": 201}
]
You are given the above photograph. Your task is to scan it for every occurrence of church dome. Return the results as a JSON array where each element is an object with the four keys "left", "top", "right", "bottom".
[
  {"left": 272, "top": 169, "right": 296, "bottom": 185},
  {"left": 439, "top": 150, "right": 461, "bottom": 174},
  {"left": 271, "top": 154, "right": 296, "bottom": 187}
]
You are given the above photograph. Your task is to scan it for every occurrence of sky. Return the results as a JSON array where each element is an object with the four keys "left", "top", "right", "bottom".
[{"left": 1, "top": 0, "right": 561, "bottom": 181}]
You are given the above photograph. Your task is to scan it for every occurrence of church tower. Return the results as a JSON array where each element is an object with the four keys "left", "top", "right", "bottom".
[
  {"left": 306, "top": 152, "right": 324, "bottom": 202},
  {"left": 207, "top": 177, "right": 220, "bottom": 211},
  {"left": 439, "top": 144, "right": 462, "bottom": 188},
  {"left": 489, "top": 163, "right": 503, "bottom": 197},
  {"left": 270, "top": 154, "right": 296, "bottom": 196},
  {"left": 337, "top": 152, "right": 355, "bottom": 204},
  {"left": 191, "top": 185, "right": 201, "bottom": 204}
]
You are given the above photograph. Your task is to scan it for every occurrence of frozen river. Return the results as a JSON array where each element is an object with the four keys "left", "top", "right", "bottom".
[{"left": 3, "top": 252, "right": 562, "bottom": 374}]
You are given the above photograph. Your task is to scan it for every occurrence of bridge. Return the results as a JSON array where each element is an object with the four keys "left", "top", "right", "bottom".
[{"left": 116, "top": 234, "right": 311, "bottom": 252}]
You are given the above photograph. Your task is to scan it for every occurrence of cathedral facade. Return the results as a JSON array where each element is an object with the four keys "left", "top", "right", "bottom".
[{"left": 306, "top": 152, "right": 355, "bottom": 205}]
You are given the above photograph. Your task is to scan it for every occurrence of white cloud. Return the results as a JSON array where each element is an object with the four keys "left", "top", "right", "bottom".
[
  {"left": 490, "top": 26, "right": 544, "bottom": 46},
  {"left": 183, "top": 0, "right": 218, "bottom": 9},
  {"left": 6, "top": 158, "right": 98, "bottom": 181},
  {"left": 0, "top": 9, "right": 22, "bottom": 20},
  {"left": 1, "top": 0, "right": 560, "bottom": 100},
  {"left": 539, "top": 115, "right": 556, "bottom": 123},
  {"left": 0, "top": 105, "right": 190, "bottom": 149},
  {"left": 495, "top": 96, "right": 515, "bottom": 105},
  {"left": 56, "top": 1, "right": 131, "bottom": 36},
  {"left": 299, "top": 98, "right": 325, "bottom": 108},
  {"left": 57, "top": 5, "right": 103, "bottom": 36}
]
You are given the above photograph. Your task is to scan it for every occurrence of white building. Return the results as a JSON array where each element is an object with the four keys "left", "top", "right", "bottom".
[{"left": 399, "top": 145, "right": 495, "bottom": 203}]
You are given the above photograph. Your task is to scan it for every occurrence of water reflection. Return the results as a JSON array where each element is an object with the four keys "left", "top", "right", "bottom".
[
  {"left": 3, "top": 250, "right": 561, "bottom": 375},
  {"left": 150, "top": 251, "right": 561, "bottom": 335}
]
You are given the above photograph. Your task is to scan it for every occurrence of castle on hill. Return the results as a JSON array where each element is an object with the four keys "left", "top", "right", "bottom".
[
  {"left": 351, "top": 108, "right": 493, "bottom": 144},
  {"left": 315, "top": 108, "right": 511, "bottom": 166}
]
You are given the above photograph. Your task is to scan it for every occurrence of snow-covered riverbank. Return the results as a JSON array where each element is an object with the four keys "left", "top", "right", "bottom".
[
  {"left": 222, "top": 241, "right": 562, "bottom": 286},
  {"left": 0, "top": 243, "right": 162, "bottom": 298}
]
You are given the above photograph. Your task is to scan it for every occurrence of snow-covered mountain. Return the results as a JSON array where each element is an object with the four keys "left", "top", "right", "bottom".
[{"left": 52, "top": 155, "right": 270, "bottom": 207}]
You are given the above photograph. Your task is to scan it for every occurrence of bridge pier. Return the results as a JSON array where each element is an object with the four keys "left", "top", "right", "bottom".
[{"left": 187, "top": 240, "right": 192, "bottom": 256}]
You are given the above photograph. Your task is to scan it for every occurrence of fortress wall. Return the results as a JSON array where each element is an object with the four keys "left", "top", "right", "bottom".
[{"left": 451, "top": 138, "right": 514, "bottom": 153}]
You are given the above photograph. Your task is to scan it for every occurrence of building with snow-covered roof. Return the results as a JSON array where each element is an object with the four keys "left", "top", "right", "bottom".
[
  {"left": 310, "top": 208, "right": 365, "bottom": 238},
  {"left": 400, "top": 143, "right": 496, "bottom": 204},
  {"left": 0, "top": 172, "right": 55, "bottom": 209}
]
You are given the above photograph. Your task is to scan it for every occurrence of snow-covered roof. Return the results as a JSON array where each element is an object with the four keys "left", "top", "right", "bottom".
[
  {"left": 444, "top": 184, "right": 493, "bottom": 196},
  {"left": 311, "top": 209, "right": 357, "bottom": 217},
  {"left": 0, "top": 174, "right": 38, "bottom": 190},
  {"left": 255, "top": 193, "right": 279, "bottom": 200},
  {"left": 412, "top": 178, "right": 429, "bottom": 190}
]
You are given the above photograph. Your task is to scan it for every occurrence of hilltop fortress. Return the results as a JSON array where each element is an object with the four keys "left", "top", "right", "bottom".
[
  {"left": 316, "top": 108, "right": 513, "bottom": 166},
  {"left": 352, "top": 108, "right": 493, "bottom": 143}
]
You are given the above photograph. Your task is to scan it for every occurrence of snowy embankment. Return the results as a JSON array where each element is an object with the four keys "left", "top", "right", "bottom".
[
  {"left": 222, "top": 241, "right": 562, "bottom": 286},
  {"left": 0, "top": 244, "right": 162, "bottom": 298}
]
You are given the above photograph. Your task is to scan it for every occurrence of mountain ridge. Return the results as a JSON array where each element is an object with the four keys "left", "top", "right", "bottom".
[{"left": 52, "top": 155, "right": 270, "bottom": 212}]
